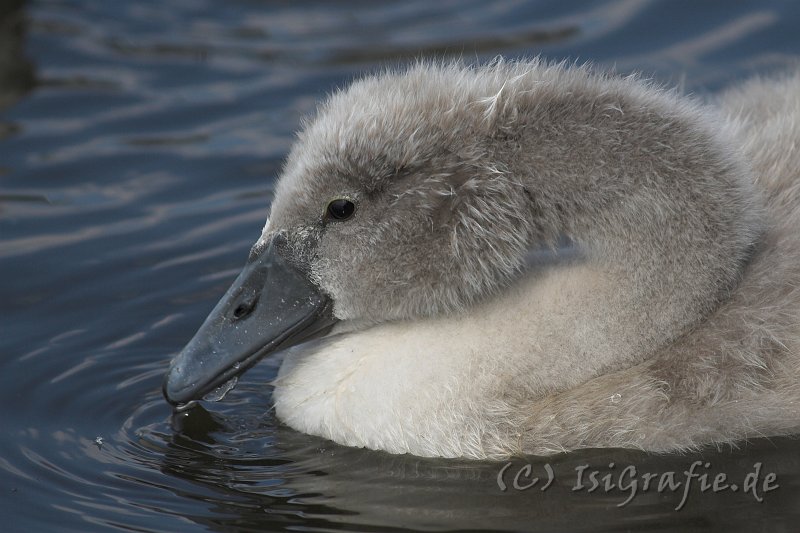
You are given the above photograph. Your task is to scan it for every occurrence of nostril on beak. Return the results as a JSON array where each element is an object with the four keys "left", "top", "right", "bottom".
[{"left": 232, "top": 297, "right": 258, "bottom": 320}]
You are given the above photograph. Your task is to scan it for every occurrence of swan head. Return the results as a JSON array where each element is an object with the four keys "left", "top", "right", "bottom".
[
  {"left": 164, "top": 60, "right": 758, "bottom": 405},
  {"left": 268, "top": 65, "right": 542, "bottom": 322},
  {"left": 164, "top": 62, "right": 535, "bottom": 404}
]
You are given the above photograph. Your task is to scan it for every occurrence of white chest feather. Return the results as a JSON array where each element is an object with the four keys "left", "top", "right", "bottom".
[{"left": 273, "top": 261, "right": 649, "bottom": 458}]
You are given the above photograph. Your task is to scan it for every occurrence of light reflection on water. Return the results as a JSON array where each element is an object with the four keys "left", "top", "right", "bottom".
[{"left": 2, "top": 0, "right": 800, "bottom": 531}]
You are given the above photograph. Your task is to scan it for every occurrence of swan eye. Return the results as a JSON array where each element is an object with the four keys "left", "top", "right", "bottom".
[{"left": 325, "top": 198, "right": 356, "bottom": 221}]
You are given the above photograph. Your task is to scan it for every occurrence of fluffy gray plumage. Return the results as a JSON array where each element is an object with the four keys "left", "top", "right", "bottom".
[{"left": 262, "top": 59, "right": 800, "bottom": 458}]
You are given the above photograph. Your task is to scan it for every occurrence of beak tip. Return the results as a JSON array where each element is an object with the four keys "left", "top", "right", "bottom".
[
  {"left": 162, "top": 360, "right": 196, "bottom": 406},
  {"left": 162, "top": 373, "right": 183, "bottom": 406}
]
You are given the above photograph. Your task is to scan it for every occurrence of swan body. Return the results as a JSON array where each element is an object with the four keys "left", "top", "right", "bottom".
[{"left": 166, "top": 60, "right": 800, "bottom": 459}]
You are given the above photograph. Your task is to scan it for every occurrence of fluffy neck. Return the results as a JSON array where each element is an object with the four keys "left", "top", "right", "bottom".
[{"left": 485, "top": 75, "right": 763, "bottom": 355}]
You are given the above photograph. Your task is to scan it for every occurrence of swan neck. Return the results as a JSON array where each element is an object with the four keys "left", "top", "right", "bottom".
[{"left": 501, "top": 91, "right": 762, "bottom": 349}]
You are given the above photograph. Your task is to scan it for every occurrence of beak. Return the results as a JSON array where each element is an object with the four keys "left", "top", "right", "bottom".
[{"left": 163, "top": 235, "right": 337, "bottom": 406}]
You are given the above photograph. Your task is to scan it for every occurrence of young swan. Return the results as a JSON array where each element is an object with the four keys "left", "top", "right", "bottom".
[{"left": 165, "top": 60, "right": 800, "bottom": 459}]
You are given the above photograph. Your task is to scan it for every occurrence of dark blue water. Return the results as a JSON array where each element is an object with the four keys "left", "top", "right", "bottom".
[{"left": 2, "top": 1, "right": 800, "bottom": 531}]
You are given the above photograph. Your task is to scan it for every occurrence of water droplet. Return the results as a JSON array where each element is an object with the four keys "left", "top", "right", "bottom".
[
  {"left": 203, "top": 375, "right": 238, "bottom": 402},
  {"left": 175, "top": 400, "right": 198, "bottom": 413}
]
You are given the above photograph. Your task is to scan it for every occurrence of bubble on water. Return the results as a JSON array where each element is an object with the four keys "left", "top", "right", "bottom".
[{"left": 203, "top": 375, "right": 238, "bottom": 402}]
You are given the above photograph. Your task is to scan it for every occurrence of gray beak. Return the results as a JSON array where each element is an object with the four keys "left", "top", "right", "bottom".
[{"left": 163, "top": 235, "right": 337, "bottom": 406}]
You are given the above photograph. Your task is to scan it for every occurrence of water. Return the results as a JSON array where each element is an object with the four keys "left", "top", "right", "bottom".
[
  {"left": 203, "top": 376, "right": 238, "bottom": 403},
  {"left": 2, "top": 0, "right": 800, "bottom": 531}
]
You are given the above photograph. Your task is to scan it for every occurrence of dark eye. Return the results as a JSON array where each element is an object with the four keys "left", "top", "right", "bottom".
[{"left": 325, "top": 198, "right": 356, "bottom": 221}]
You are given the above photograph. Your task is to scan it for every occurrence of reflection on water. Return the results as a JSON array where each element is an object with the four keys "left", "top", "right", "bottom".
[
  {"left": 1, "top": 0, "right": 800, "bottom": 531},
  {"left": 158, "top": 398, "right": 800, "bottom": 531},
  {"left": 0, "top": 1, "right": 33, "bottom": 111}
]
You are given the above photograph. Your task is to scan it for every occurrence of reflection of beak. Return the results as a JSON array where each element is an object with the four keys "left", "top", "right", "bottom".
[{"left": 163, "top": 235, "right": 337, "bottom": 406}]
